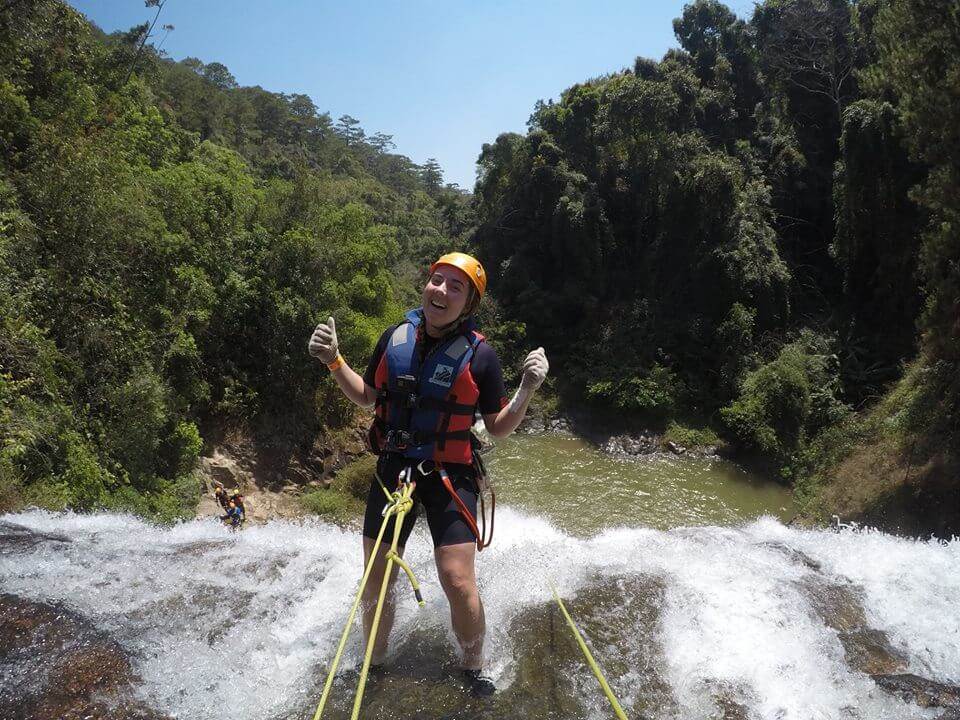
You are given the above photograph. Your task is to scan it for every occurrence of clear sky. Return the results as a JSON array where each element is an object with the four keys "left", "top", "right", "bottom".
[{"left": 67, "top": 0, "right": 753, "bottom": 190}]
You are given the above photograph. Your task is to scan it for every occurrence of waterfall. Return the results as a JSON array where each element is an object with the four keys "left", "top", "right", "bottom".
[{"left": 1, "top": 510, "right": 957, "bottom": 719}]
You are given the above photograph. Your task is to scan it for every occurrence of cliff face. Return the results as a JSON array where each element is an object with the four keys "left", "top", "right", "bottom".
[{"left": 195, "top": 417, "right": 372, "bottom": 523}]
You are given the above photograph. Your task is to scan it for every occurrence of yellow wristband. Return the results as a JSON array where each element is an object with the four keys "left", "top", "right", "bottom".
[{"left": 326, "top": 354, "right": 345, "bottom": 372}]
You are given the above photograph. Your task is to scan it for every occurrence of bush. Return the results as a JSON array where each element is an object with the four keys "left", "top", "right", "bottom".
[
  {"left": 102, "top": 473, "right": 200, "bottom": 524},
  {"left": 331, "top": 454, "right": 377, "bottom": 500},
  {"left": 586, "top": 364, "right": 681, "bottom": 415},
  {"left": 57, "top": 432, "right": 113, "bottom": 510},
  {"left": 300, "top": 488, "right": 363, "bottom": 524},
  {"left": 159, "top": 421, "right": 202, "bottom": 477},
  {"left": 662, "top": 422, "right": 720, "bottom": 449},
  {"left": 0, "top": 457, "right": 23, "bottom": 513},
  {"left": 720, "top": 348, "right": 810, "bottom": 457},
  {"left": 720, "top": 331, "right": 849, "bottom": 471}
]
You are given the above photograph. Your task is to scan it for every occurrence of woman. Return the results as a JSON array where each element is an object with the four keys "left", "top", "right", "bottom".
[{"left": 307, "top": 252, "right": 548, "bottom": 696}]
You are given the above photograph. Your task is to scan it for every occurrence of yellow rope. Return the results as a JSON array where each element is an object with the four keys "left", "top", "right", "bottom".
[
  {"left": 552, "top": 586, "right": 629, "bottom": 720},
  {"left": 350, "top": 482, "right": 420, "bottom": 719},
  {"left": 311, "top": 479, "right": 422, "bottom": 720}
]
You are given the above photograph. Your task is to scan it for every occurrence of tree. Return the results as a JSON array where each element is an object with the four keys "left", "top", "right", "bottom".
[
  {"left": 419, "top": 158, "right": 443, "bottom": 195},
  {"left": 202, "top": 61, "right": 237, "bottom": 89},
  {"left": 123, "top": 0, "right": 167, "bottom": 84},
  {"left": 754, "top": 0, "right": 857, "bottom": 118},
  {"left": 369, "top": 132, "right": 395, "bottom": 152},
  {"left": 874, "top": 0, "right": 960, "bottom": 367},
  {"left": 335, "top": 114, "right": 364, "bottom": 145}
]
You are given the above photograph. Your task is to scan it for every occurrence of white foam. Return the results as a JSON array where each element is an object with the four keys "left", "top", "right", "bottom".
[{"left": 1, "top": 510, "right": 955, "bottom": 719}]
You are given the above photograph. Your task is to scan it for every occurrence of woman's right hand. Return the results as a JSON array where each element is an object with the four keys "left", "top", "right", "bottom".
[{"left": 308, "top": 316, "right": 339, "bottom": 363}]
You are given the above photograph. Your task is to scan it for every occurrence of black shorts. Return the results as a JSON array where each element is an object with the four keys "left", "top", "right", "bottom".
[{"left": 362, "top": 453, "right": 479, "bottom": 548}]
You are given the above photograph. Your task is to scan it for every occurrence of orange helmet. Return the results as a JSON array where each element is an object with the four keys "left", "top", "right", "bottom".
[{"left": 429, "top": 252, "right": 487, "bottom": 300}]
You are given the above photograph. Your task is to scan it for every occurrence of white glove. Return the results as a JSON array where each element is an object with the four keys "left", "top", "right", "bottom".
[
  {"left": 308, "top": 316, "right": 339, "bottom": 363},
  {"left": 519, "top": 347, "right": 549, "bottom": 392}
]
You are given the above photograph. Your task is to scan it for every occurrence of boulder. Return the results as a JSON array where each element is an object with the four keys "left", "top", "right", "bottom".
[{"left": 198, "top": 452, "right": 246, "bottom": 489}]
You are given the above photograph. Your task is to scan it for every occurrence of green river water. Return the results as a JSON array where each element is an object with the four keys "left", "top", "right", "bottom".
[{"left": 485, "top": 431, "right": 796, "bottom": 535}]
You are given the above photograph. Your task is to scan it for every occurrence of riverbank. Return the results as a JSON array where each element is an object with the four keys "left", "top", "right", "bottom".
[
  {"left": 793, "top": 361, "right": 960, "bottom": 539},
  {"left": 196, "top": 397, "right": 756, "bottom": 529}
]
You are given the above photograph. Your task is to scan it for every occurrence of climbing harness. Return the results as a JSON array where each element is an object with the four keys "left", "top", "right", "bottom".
[
  {"left": 311, "top": 467, "right": 424, "bottom": 720},
  {"left": 409, "top": 451, "right": 495, "bottom": 551},
  {"left": 552, "top": 586, "right": 629, "bottom": 720}
]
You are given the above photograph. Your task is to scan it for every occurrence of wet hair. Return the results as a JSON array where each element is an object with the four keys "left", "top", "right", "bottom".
[{"left": 465, "top": 285, "right": 479, "bottom": 315}]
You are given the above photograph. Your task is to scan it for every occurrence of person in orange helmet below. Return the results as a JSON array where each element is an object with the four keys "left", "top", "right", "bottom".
[{"left": 308, "top": 252, "right": 548, "bottom": 697}]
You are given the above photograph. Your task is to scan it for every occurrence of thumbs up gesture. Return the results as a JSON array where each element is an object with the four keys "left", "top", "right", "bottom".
[
  {"left": 520, "top": 347, "right": 549, "bottom": 391},
  {"left": 308, "top": 316, "right": 339, "bottom": 363}
]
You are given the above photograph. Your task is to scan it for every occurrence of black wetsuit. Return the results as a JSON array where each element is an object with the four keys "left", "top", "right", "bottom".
[{"left": 360, "top": 323, "right": 506, "bottom": 548}]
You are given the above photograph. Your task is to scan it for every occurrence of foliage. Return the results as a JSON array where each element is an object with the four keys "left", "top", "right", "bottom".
[
  {"left": 871, "top": 0, "right": 960, "bottom": 427},
  {"left": 720, "top": 331, "right": 848, "bottom": 471},
  {"left": 662, "top": 422, "right": 721, "bottom": 449},
  {"left": 300, "top": 487, "right": 363, "bottom": 525},
  {"left": 1, "top": 0, "right": 958, "bottom": 524},
  {"left": 468, "top": 0, "right": 956, "bottom": 503},
  {"left": 0, "top": 1, "right": 464, "bottom": 519},
  {"left": 832, "top": 99, "right": 923, "bottom": 402},
  {"left": 330, "top": 454, "right": 376, "bottom": 501}
]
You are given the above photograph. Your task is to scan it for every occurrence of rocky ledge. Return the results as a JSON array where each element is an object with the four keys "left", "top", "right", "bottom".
[
  {"left": 194, "top": 423, "right": 371, "bottom": 523},
  {"left": 599, "top": 432, "right": 719, "bottom": 458}
]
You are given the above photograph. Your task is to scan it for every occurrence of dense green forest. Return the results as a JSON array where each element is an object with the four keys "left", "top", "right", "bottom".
[
  {"left": 0, "top": 0, "right": 475, "bottom": 518},
  {"left": 471, "top": 0, "right": 958, "bottom": 528},
  {"left": 1, "top": 0, "right": 957, "bottom": 529}
]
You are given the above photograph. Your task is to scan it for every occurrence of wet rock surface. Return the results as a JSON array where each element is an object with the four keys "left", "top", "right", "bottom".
[
  {"left": 599, "top": 432, "right": 661, "bottom": 456},
  {"left": 796, "top": 570, "right": 960, "bottom": 713},
  {"left": 597, "top": 431, "right": 718, "bottom": 459},
  {"left": 758, "top": 541, "right": 823, "bottom": 571},
  {"left": 313, "top": 575, "right": 668, "bottom": 720},
  {"left": 517, "top": 414, "right": 571, "bottom": 435},
  {"left": 712, "top": 689, "right": 752, "bottom": 720},
  {"left": 0, "top": 594, "right": 169, "bottom": 720},
  {"left": 0, "top": 520, "right": 71, "bottom": 552},
  {"left": 873, "top": 674, "right": 960, "bottom": 710},
  {"left": 798, "top": 575, "right": 909, "bottom": 676}
]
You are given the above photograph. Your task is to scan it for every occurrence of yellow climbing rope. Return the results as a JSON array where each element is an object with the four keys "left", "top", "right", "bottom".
[
  {"left": 311, "top": 470, "right": 423, "bottom": 720},
  {"left": 552, "top": 586, "right": 629, "bottom": 720},
  {"left": 310, "top": 466, "right": 628, "bottom": 720}
]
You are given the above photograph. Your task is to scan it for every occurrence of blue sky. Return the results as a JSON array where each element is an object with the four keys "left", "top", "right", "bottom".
[{"left": 67, "top": 0, "right": 753, "bottom": 190}]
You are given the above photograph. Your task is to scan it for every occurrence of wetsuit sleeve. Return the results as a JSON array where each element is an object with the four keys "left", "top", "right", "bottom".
[
  {"left": 362, "top": 326, "right": 395, "bottom": 388},
  {"left": 471, "top": 343, "right": 508, "bottom": 415}
]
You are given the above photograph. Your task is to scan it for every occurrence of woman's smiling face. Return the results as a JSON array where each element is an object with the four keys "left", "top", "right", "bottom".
[{"left": 422, "top": 264, "right": 471, "bottom": 333}]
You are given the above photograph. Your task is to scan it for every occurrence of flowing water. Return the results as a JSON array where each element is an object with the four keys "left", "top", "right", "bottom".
[{"left": 1, "top": 433, "right": 958, "bottom": 720}]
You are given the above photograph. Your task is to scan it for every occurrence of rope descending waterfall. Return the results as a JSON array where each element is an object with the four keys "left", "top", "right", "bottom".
[
  {"left": 311, "top": 469, "right": 423, "bottom": 720},
  {"left": 552, "top": 586, "right": 630, "bottom": 720}
]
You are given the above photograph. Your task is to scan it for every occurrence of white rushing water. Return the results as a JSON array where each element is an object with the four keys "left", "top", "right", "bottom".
[{"left": 1, "top": 509, "right": 958, "bottom": 720}]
